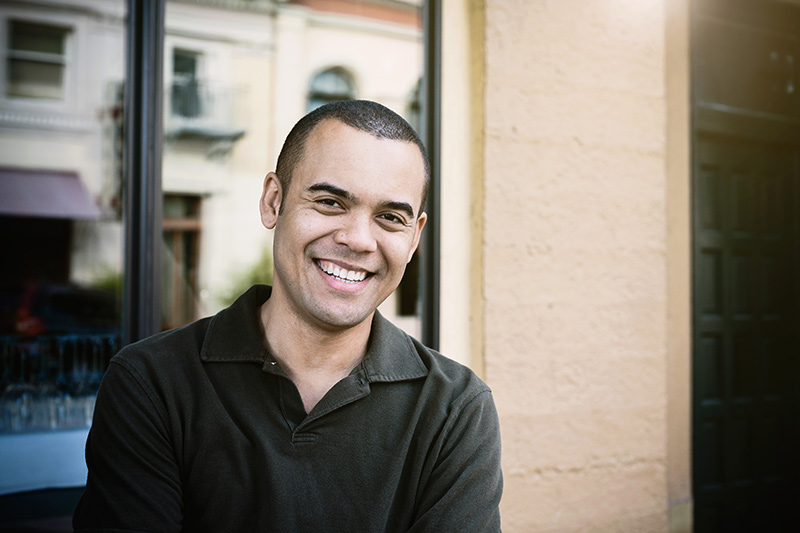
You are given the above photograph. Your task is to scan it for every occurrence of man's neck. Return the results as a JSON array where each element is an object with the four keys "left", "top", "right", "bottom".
[{"left": 259, "top": 294, "right": 372, "bottom": 414}]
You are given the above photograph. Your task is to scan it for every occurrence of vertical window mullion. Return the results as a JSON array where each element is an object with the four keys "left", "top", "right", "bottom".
[
  {"left": 123, "top": 0, "right": 165, "bottom": 345},
  {"left": 421, "top": 0, "right": 441, "bottom": 351}
]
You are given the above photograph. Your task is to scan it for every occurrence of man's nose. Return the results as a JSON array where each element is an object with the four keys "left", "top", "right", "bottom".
[{"left": 333, "top": 213, "right": 378, "bottom": 253}]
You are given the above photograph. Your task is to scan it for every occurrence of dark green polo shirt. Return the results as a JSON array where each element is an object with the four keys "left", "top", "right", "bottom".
[{"left": 74, "top": 285, "right": 502, "bottom": 532}]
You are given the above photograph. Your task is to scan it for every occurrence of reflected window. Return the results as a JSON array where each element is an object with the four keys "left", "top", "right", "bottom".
[
  {"left": 6, "top": 20, "right": 69, "bottom": 100},
  {"left": 307, "top": 67, "right": 356, "bottom": 112},
  {"left": 171, "top": 49, "right": 201, "bottom": 118},
  {"left": 162, "top": 195, "right": 202, "bottom": 331}
]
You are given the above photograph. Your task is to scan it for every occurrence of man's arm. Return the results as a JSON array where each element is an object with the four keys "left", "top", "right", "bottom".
[
  {"left": 73, "top": 357, "right": 183, "bottom": 532},
  {"left": 409, "top": 389, "right": 503, "bottom": 532}
]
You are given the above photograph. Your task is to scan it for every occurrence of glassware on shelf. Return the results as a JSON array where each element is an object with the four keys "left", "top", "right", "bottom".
[{"left": 0, "top": 333, "right": 119, "bottom": 433}]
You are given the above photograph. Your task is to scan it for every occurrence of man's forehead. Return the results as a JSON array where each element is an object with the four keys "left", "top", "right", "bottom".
[
  {"left": 305, "top": 119, "right": 414, "bottom": 155},
  {"left": 306, "top": 118, "right": 369, "bottom": 146},
  {"left": 295, "top": 123, "right": 422, "bottom": 206},
  {"left": 302, "top": 120, "right": 423, "bottom": 172}
]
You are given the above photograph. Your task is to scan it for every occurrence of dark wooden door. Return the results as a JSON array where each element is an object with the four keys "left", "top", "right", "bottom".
[{"left": 692, "top": 1, "right": 800, "bottom": 531}]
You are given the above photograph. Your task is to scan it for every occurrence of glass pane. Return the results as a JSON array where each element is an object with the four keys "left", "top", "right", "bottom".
[
  {"left": 7, "top": 59, "right": 64, "bottom": 99},
  {"left": 9, "top": 21, "right": 66, "bottom": 55},
  {"left": 0, "top": 0, "right": 126, "bottom": 449},
  {"left": 162, "top": 0, "right": 424, "bottom": 338}
]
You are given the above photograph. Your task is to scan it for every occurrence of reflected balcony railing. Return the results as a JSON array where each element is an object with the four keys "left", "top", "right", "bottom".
[
  {"left": 165, "top": 80, "right": 246, "bottom": 144},
  {"left": 0, "top": 333, "right": 119, "bottom": 433}
]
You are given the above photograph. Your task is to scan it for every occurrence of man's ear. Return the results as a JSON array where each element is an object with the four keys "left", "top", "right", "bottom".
[
  {"left": 407, "top": 212, "right": 427, "bottom": 263},
  {"left": 260, "top": 172, "right": 282, "bottom": 229}
]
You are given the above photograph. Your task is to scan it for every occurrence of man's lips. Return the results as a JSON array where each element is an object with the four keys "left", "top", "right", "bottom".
[{"left": 316, "top": 260, "right": 370, "bottom": 283}]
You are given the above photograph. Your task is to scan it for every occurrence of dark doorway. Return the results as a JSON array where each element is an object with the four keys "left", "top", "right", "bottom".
[{"left": 691, "top": 1, "right": 800, "bottom": 531}]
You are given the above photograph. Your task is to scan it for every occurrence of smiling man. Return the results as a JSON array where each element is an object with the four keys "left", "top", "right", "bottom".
[{"left": 74, "top": 101, "right": 503, "bottom": 532}]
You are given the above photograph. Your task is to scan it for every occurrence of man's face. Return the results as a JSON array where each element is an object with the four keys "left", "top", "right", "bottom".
[{"left": 261, "top": 120, "right": 427, "bottom": 332}]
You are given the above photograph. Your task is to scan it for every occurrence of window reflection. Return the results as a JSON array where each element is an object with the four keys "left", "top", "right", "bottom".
[
  {"left": 0, "top": 1, "right": 126, "bottom": 438},
  {"left": 6, "top": 20, "right": 69, "bottom": 100},
  {"left": 307, "top": 67, "right": 357, "bottom": 112},
  {"left": 162, "top": 195, "right": 202, "bottom": 331}
]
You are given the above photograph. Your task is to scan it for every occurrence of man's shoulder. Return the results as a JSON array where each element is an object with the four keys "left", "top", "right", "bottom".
[
  {"left": 111, "top": 316, "right": 213, "bottom": 375},
  {"left": 413, "top": 337, "right": 492, "bottom": 399},
  {"left": 372, "top": 315, "right": 492, "bottom": 409}
]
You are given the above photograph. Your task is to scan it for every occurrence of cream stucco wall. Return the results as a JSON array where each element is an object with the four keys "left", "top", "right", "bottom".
[{"left": 458, "top": 0, "right": 678, "bottom": 530}]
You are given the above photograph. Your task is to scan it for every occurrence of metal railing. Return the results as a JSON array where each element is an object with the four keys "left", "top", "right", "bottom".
[{"left": 165, "top": 79, "right": 242, "bottom": 134}]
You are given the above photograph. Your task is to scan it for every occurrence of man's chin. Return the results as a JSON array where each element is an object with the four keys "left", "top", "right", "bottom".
[{"left": 305, "top": 299, "right": 377, "bottom": 331}]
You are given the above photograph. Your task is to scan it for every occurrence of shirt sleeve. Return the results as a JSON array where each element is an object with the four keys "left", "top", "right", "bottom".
[
  {"left": 72, "top": 357, "right": 184, "bottom": 532},
  {"left": 408, "top": 389, "right": 503, "bottom": 533}
]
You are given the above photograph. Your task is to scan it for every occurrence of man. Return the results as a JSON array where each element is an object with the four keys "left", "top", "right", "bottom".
[{"left": 73, "top": 100, "right": 502, "bottom": 532}]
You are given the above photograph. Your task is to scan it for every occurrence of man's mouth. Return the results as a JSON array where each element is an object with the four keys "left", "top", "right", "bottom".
[{"left": 317, "top": 260, "right": 369, "bottom": 283}]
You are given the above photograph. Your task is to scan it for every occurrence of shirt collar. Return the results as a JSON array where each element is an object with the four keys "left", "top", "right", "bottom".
[
  {"left": 200, "top": 285, "right": 428, "bottom": 382},
  {"left": 200, "top": 284, "right": 271, "bottom": 364}
]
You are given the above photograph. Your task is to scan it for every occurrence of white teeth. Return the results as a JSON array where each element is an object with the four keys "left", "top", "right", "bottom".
[{"left": 318, "top": 261, "right": 367, "bottom": 283}]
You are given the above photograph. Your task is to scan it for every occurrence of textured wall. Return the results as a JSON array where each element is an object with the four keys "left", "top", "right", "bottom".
[{"left": 481, "top": 1, "right": 669, "bottom": 530}]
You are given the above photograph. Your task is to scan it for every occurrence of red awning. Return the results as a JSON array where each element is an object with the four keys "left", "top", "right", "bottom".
[{"left": 0, "top": 168, "right": 101, "bottom": 219}]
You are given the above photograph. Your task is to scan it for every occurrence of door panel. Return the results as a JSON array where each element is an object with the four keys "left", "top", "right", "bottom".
[
  {"left": 692, "top": 135, "right": 800, "bottom": 532},
  {"left": 692, "top": 2, "right": 800, "bottom": 529}
]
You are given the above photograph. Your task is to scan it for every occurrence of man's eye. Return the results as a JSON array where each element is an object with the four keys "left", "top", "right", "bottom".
[
  {"left": 317, "top": 198, "right": 341, "bottom": 208},
  {"left": 379, "top": 213, "right": 405, "bottom": 225}
]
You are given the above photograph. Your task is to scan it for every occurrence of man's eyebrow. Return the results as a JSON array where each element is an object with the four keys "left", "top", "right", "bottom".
[
  {"left": 307, "top": 182, "right": 354, "bottom": 202},
  {"left": 380, "top": 200, "right": 415, "bottom": 220},
  {"left": 308, "top": 182, "right": 416, "bottom": 219}
]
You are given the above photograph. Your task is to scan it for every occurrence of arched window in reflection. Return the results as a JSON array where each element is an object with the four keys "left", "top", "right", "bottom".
[{"left": 307, "top": 67, "right": 356, "bottom": 112}]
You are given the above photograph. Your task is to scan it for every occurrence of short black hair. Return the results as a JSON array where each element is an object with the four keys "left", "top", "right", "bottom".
[{"left": 275, "top": 100, "right": 430, "bottom": 215}]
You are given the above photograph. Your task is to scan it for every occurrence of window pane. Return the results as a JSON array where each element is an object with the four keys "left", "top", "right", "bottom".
[
  {"left": 7, "top": 59, "right": 64, "bottom": 99},
  {"left": 0, "top": 0, "right": 126, "bottom": 451},
  {"left": 163, "top": 0, "right": 424, "bottom": 338},
  {"left": 9, "top": 21, "right": 66, "bottom": 55}
]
